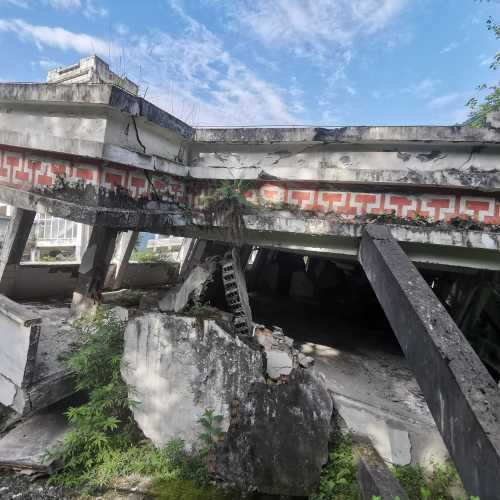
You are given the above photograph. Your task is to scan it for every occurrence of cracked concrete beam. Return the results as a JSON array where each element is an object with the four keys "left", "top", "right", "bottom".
[{"left": 358, "top": 224, "right": 500, "bottom": 499}]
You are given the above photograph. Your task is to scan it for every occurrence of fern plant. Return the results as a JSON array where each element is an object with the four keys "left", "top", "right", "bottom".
[{"left": 49, "top": 308, "right": 135, "bottom": 488}]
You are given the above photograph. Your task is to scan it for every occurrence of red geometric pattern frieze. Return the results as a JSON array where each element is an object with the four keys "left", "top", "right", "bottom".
[
  {"left": 0, "top": 148, "right": 185, "bottom": 203},
  {"left": 0, "top": 148, "right": 498, "bottom": 224},
  {"left": 238, "top": 183, "right": 500, "bottom": 224}
]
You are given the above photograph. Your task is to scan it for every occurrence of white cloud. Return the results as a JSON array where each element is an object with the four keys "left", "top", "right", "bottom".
[
  {"left": 0, "top": 18, "right": 118, "bottom": 55},
  {"left": 82, "top": 0, "right": 107, "bottom": 18},
  {"left": 440, "top": 41, "right": 459, "bottom": 54},
  {"left": 428, "top": 92, "right": 467, "bottom": 110},
  {"left": 404, "top": 78, "right": 441, "bottom": 99},
  {"left": 229, "top": 0, "right": 407, "bottom": 62},
  {"left": 31, "top": 57, "right": 62, "bottom": 70},
  {"left": 0, "top": 0, "right": 29, "bottom": 7},
  {"left": 346, "top": 85, "right": 357, "bottom": 96},
  {"left": 479, "top": 53, "right": 495, "bottom": 67},
  {"left": 44, "top": 0, "right": 81, "bottom": 8},
  {"left": 0, "top": 0, "right": 107, "bottom": 16}
]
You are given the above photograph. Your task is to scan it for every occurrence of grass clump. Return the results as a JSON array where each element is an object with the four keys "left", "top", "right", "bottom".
[
  {"left": 310, "top": 433, "right": 360, "bottom": 500},
  {"left": 393, "top": 462, "right": 466, "bottom": 500}
]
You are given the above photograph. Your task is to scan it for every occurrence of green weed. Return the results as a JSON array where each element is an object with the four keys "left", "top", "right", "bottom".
[{"left": 310, "top": 434, "right": 360, "bottom": 500}]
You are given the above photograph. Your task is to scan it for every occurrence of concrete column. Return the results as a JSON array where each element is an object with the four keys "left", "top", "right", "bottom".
[
  {"left": 358, "top": 225, "right": 500, "bottom": 499},
  {"left": 109, "top": 230, "right": 139, "bottom": 290},
  {"left": 0, "top": 208, "right": 36, "bottom": 297},
  {"left": 71, "top": 225, "right": 118, "bottom": 315},
  {"left": 178, "top": 238, "right": 207, "bottom": 279}
]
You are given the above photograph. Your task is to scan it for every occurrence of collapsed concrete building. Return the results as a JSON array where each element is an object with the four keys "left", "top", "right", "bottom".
[{"left": 0, "top": 56, "right": 499, "bottom": 497}]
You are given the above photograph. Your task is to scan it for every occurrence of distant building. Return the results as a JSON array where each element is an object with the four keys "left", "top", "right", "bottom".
[{"left": 47, "top": 55, "right": 139, "bottom": 95}]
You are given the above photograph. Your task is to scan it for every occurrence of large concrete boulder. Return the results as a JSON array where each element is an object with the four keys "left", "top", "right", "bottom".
[
  {"left": 216, "top": 369, "right": 333, "bottom": 496},
  {"left": 121, "top": 313, "right": 264, "bottom": 448}
]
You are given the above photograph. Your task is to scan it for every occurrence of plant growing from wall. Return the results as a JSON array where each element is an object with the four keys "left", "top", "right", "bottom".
[
  {"left": 201, "top": 180, "right": 252, "bottom": 245},
  {"left": 198, "top": 408, "right": 224, "bottom": 474}
]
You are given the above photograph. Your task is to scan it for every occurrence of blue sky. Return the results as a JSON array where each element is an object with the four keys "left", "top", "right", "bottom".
[{"left": 0, "top": 0, "right": 499, "bottom": 126}]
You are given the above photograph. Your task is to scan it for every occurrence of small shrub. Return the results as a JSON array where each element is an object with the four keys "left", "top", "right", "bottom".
[
  {"left": 310, "top": 434, "right": 360, "bottom": 500},
  {"left": 393, "top": 462, "right": 462, "bottom": 500},
  {"left": 131, "top": 248, "right": 164, "bottom": 263}
]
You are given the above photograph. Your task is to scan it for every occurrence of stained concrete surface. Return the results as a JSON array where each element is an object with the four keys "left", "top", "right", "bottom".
[
  {"left": 12, "top": 302, "right": 76, "bottom": 415},
  {"left": 250, "top": 293, "right": 449, "bottom": 467}
]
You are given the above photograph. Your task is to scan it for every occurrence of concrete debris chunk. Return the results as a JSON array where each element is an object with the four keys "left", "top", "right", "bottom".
[
  {"left": 255, "top": 325, "right": 296, "bottom": 380},
  {"left": 158, "top": 258, "right": 218, "bottom": 313},
  {"left": 0, "top": 297, "right": 76, "bottom": 416},
  {"left": 121, "top": 313, "right": 264, "bottom": 449},
  {"left": 216, "top": 369, "right": 334, "bottom": 496},
  {"left": 298, "top": 352, "right": 314, "bottom": 368},
  {"left": 0, "top": 408, "right": 69, "bottom": 474}
]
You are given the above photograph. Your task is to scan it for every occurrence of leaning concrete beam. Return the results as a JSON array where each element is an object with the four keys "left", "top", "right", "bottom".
[
  {"left": 72, "top": 225, "right": 118, "bottom": 315},
  {"left": 0, "top": 208, "right": 35, "bottom": 296},
  {"left": 353, "top": 438, "right": 409, "bottom": 500},
  {"left": 358, "top": 225, "right": 500, "bottom": 499}
]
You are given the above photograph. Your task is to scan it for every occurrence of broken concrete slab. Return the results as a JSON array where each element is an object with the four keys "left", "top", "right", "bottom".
[
  {"left": 0, "top": 295, "right": 41, "bottom": 414},
  {"left": 23, "top": 304, "right": 77, "bottom": 416},
  {"left": 0, "top": 408, "right": 69, "bottom": 474},
  {"left": 216, "top": 369, "right": 333, "bottom": 497},
  {"left": 121, "top": 313, "right": 264, "bottom": 448},
  {"left": 158, "top": 258, "right": 218, "bottom": 313},
  {"left": 0, "top": 298, "right": 77, "bottom": 416}
]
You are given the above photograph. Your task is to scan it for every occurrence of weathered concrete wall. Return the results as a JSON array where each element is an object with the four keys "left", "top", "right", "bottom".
[
  {"left": 121, "top": 314, "right": 264, "bottom": 448},
  {"left": 359, "top": 225, "right": 500, "bottom": 499},
  {"left": 190, "top": 140, "right": 500, "bottom": 189},
  {"left": 1, "top": 262, "right": 176, "bottom": 300}
]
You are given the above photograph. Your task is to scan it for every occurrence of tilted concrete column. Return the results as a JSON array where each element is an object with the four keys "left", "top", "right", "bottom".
[
  {"left": 178, "top": 238, "right": 207, "bottom": 279},
  {"left": 109, "top": 231, "right": 139, "bottom": 290},
  {"left": 0, "top": 208, "right": 36, "bottom": 297},
  {"left": 358, "top": 225, "right": 500, "bottom": 499},
  {"left": 71, "top": 225, "right": 118, "bottom": 315}
]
